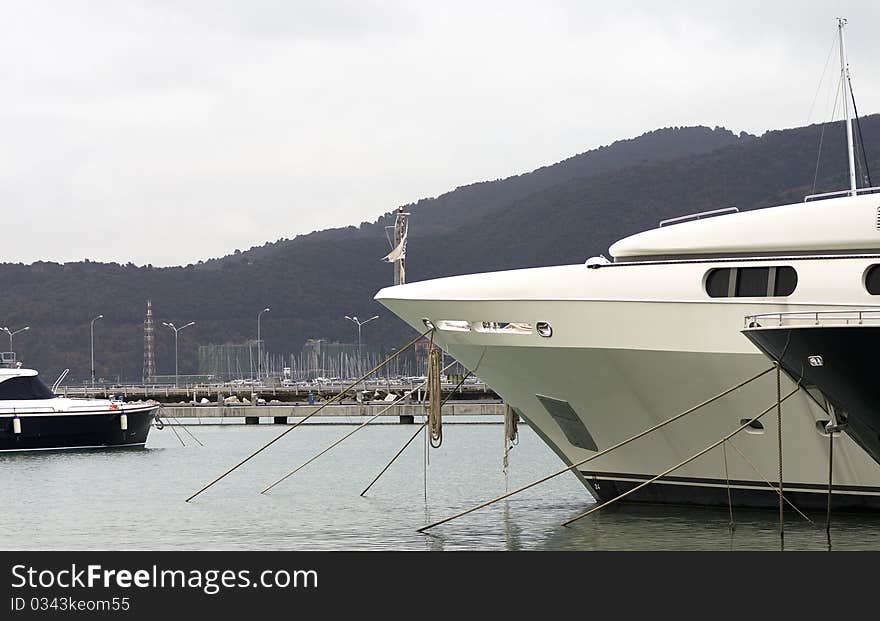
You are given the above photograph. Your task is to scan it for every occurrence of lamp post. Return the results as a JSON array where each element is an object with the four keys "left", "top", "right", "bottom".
[
  {"left": 162, "top": 321, "right": 195, "bottom": 387},
  {"left": 90, "top": 315, "right": 103, "bottom": 387},
  {"left": 257, "top": 307, "right": 270, "bottom": 381},
  {"left": 1, "top": 325, "right": 29, "bottom": 353},
  {"left": 344, "top": 315, "right": 379, "bottom": 378}
]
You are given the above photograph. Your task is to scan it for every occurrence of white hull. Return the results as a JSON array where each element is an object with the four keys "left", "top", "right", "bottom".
[{"left": 377, "top": 254, "right": 880, "bottom": 508}]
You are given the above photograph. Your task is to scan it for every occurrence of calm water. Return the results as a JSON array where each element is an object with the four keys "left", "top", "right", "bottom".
[{"left": 3, "top": 423, "right": 880, "bottom": 550}]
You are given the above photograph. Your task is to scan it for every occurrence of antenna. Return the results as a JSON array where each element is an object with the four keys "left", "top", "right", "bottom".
[
  {"left": 394, "top": 207, "right": 408, "bottom": 285},
  {"left": 838, "top": 17, "right": 857, "bottom": 196}
]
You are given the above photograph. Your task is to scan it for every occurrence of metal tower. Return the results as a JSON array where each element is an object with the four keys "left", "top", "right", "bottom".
[{"left": 143, "top": 300, "right": 155, "bottom": 381}]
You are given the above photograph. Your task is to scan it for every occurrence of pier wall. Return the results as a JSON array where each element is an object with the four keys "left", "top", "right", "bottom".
[{"left": 160, "top": 401, "right": 505, "bottom": 423}]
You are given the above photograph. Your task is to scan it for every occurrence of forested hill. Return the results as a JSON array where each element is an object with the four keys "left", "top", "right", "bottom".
[{"left": 1, "top": 117, "right": 876, "bottom": 381}]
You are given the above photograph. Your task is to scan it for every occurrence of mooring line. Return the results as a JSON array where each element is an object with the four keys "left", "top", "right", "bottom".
[
  {"left": 361, "top": 423, "right": 427, "bottom": 497},
  {"left": 177, "top": 421, "right": 205, "bottom": 447},
  {"left": 561, "top": 385, "right": 801, "bottom": 527},
  {"left": 360, "top": 370, "right": 475, "bottom": 497},
  {"left": 826, "top": 415, "right": 836, "bottom": 535},
  {"left": 167, "top": 416, "right": 186, "bottom": 447},
  {"left": 260, "top": 360, "right": 456, "bottom": 494},
  {"left": 726, "top": 438, "right": 814, "bottom": 525},
  {"left": 184, "top": 328, "right": 431, "bottom": 503},
  {"left": 722, "top": 440, "right": 734, "bottom": 530},
  {"left": 776, "top": 363, "right": 784, "bottom": 538},
  {"left": 160, "top": 405, "right": 205, "bottom": 447},
  {"left": 417, "top": 365, "right": 776, "bottom": 533},
  {"left": 153, "top": 408, "right": 185, "bottom": 446}
]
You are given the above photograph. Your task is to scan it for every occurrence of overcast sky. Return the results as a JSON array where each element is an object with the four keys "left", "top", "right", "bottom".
[{"left": 1, "top": 1, "right": 878, "bottom": 266}]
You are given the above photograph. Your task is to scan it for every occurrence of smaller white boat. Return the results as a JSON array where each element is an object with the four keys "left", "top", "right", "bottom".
[{"left": 0, "top": 362, "right": 159, "bottom": 453}]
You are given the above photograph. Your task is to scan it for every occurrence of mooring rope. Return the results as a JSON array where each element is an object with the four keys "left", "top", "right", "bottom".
[
  {"left": 418, "top": 365, "right": 776, "bottom": 533},
  {"left": 427, "top": 346, "right": 443, "bottom": 449},
  {"left": 185, "top": 328, "right": 432, "bottom": 503},
  {"left": 561, "top": 384, "right": 801, "bottom": 528},
  {"left": 826, "top": 418, "right": 835, "bottom": 535},
  {"left": 158, "top": 404, "right": 205, "bottom": 447},
  {"left": 360, "top": 369, "right": 476, "bottom": 497},
  {"left": 776, "top": 363, "right": 784, "bottom": 537},
  {"left": 722, "top": 440, "right": 734, "bottom": 530},
  {"left": 177, "top": 421, "right": 205, "bottom": 447},
  {"left": 726, "top": 438, "right": 814, "bottom": 525},
  {"left": 362, "top": 422, "right": 426, "bottom": 496},
  {"left": 166, "top": 416, "right": 186, "bottom": 447},
  {"left": 260, "top": 360, "right": 457, "bottom": 494},
  {"left": 502, "top": 405, "right": 520, "bottom": 483}
]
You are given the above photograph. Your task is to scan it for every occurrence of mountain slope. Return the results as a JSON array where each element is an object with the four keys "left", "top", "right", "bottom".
[{"left": 0, "top": 118, "right": 875, "bottom": 381}]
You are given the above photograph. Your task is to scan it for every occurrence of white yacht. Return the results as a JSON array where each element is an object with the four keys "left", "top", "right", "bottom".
[
  {"left": 376, "top": 19, "right": 880, "bottom": 510},
  {"left": 0, "top": 361, "right": 159, "bottom": 452}
]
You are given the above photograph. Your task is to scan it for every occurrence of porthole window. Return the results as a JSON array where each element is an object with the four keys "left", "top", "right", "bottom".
[
  {"left": 741, "top": 419, "right": 765, "bottom": 434},
  {"left": 705, "top": 266, "right": 797, "bottom": 298},
  {"left": 865, "top": 264, "right": 880, "bottom": 295}
]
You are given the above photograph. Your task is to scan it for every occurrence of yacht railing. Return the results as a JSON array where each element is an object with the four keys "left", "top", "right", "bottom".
[
  {"left": 804, "top": 186, "right": 880, "bottom": 202},
  {"left": 744, "top": 309, "right": 880, "bottom": 328}
]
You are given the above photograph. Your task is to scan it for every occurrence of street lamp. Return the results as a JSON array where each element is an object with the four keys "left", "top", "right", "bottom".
[
  {"left": 1, "top": 325, "right": 29, "bottom": 353},
  {"left": 344, "top": 315, "right": 379, "bottom": 377},
  {"left": 257, "top": 307, "right": 270, "bottom": 380},
  {"left": 90, "top": 315, "right": 103, "bottom": 387},
  {"left": 162, "top": 321, "right": 195, "bottom": 387}
]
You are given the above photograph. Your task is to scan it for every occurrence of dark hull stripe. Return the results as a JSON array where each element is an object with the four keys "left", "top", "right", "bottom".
[
  {"left": 584, "top": 475, "right": 880, "bottom": 511},
  {"left": 581, "top": 470, "right": 880, "bottom": 495}
]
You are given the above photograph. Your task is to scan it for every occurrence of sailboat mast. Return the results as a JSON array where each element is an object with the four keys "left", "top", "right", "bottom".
[{"left": 838, "top": 17, "right": 857, "bottom": 196}]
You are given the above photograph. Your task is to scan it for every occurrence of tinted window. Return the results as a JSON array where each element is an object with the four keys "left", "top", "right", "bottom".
[
  {"left": 0, "top": 376, "right": 55, "bottom": 400},
  {"left": 705, "top": 269, "right": 731, "bottom": 298},
  {"left": 774, "top": 266, "right": 798, "bottom": 296},
  {"left": 705, "top": 266, "right": 797, "bottom": 298},
  {"left": 866, "top": 265, "right": 880, "bottom": 295},
  {"left": 736, "top": 267, "right": 771, "bottom": 297}
]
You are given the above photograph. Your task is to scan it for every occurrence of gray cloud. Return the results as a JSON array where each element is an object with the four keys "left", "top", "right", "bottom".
[{"left": 0, "top": 1, "right": 877, "bottom": 265}]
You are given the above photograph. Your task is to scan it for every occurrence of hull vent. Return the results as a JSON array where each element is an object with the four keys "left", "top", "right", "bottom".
[{"left": 536, "top": 394, "right": 597, "bottom": 451}]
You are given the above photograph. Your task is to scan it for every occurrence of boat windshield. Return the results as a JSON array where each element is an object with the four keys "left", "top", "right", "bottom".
[{"left": 0, "top": 376, "right": 56, "bottom": 400}]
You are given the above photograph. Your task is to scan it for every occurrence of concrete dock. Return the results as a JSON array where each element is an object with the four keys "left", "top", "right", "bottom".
[
  {"left": 59, "top": 381, "right": 498, "bottom": 405},
  {"left": 158, "top": 400, "right": 506, "bottom": 425}
]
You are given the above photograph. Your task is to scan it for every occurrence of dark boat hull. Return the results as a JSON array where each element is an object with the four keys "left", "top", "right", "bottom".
[
  {"left": 0, "top": 406, "right": 158, "bottom": 452},
  {"left": 584, "top": 471, "right": 880, "bottom": 510},
  {"left": 742, "top": 325, "right": 880, "bottom": 467}
]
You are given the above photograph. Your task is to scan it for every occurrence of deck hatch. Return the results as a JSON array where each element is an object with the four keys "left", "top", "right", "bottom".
[{"left": 536, "top": 394, "right": 597, "bottom": 451}]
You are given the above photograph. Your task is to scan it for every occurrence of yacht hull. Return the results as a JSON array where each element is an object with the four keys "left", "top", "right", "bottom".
[
  {"left": 445, "top": 342, "right": 880, "bottom": 509},
  {"left": 376, "top": 260, "right": 880, "bottom": 510},
  {"left": 0, "top": 405, "right": 158, "bottom": 452},
  {"left": 743, "top": 324, "right": 880, "bottom": 468}
]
